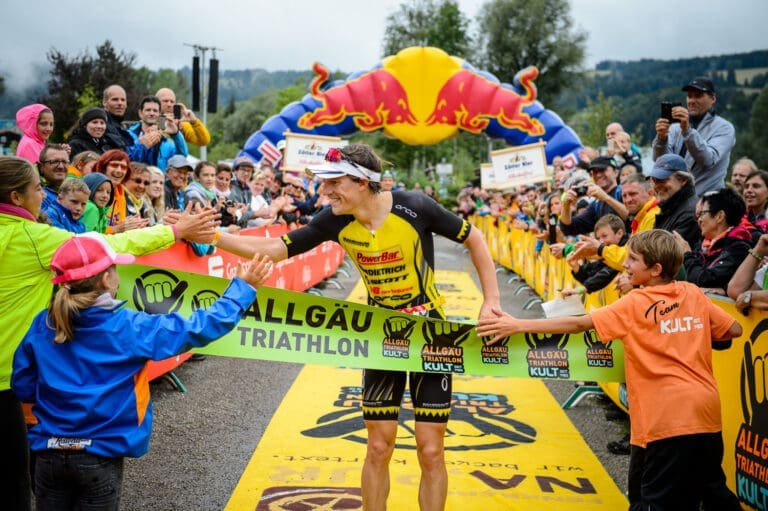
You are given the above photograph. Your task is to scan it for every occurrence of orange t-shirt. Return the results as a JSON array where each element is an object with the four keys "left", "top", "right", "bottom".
[{"left": 590, "top": 281, "right": 736, "bottom": 448}]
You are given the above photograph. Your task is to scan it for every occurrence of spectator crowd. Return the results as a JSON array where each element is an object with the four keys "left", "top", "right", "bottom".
[{"left": 4, "top": 73, "right": 765, "bottom": 511}]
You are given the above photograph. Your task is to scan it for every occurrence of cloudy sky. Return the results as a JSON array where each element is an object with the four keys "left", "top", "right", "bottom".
[{"left": 2, "top": 0, "right": 765, "bottom": 89}]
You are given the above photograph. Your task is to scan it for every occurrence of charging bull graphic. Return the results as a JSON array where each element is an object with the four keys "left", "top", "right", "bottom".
[
  {"left": 298, "top": 62, "right": 417, "bottom": 131},
  {"left": 239, "top": 46, "right": 582, "bottom": 163},
  {"left": 425, "top": 67, "right": 544, "bottom": 135}
]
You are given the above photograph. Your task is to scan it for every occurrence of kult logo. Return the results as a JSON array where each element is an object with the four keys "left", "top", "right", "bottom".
[
  {"left": 736, "top": 318, "right": 768, "bottom": 509},
  {"left": 132, "top": 269, "right": 188, "bottom": 314}
]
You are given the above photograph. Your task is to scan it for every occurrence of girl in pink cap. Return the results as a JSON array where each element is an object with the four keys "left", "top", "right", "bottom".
[{"left": 12, "top": 232, "right": 272, "bottom": 509}]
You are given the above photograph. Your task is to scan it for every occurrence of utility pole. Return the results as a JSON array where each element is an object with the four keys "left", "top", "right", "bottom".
[{"left": 184, "top": 43, "right": 222, "bottom": 160}]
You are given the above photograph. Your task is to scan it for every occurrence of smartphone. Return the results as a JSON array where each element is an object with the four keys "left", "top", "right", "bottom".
[
  {"left": 157, "top": 116, "right": 167, "bottom": 130},
  {"left": 173, "top": 104, "right": 183, "bottom": 120},
  {"left": 660, "top": 102, "right": 681, "bottom": 123}
]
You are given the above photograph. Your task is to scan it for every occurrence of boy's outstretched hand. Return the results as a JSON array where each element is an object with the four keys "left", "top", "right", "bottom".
[
  {"left": 237, "top": 254, "right": 273, "bottom": 289},
  {"left": 476, "top": 307, "right": 519, "bottom": 344}
]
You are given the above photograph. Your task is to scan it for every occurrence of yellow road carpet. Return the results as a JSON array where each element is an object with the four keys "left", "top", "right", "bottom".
[{"left": 226, "top": 271, "right": 627, "bottom": 510}]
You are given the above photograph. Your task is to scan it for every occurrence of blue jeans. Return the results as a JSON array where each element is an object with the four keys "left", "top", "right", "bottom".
[{"left": 34, "top": 451, "right": 123, "bottom": 511}]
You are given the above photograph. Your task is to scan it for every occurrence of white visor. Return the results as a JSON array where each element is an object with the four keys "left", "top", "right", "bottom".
[{"left": 306, "top": 159, "right": 381, "bottom": 183}]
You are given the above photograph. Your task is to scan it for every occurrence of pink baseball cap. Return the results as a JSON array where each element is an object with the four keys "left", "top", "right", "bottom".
[{"left": 51, "top": 233, "right": 135, "bottom": 284}]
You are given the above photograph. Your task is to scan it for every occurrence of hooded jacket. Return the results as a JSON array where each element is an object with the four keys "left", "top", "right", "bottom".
[
  {"left": 44, "top": 200, "right": 86, "bottom": 234},
  {"left": 0, "top": 209, "right": 176, "bottom": 392},
  {"left": 81, "top": 173, "right": 115, "bottom": 234},
  {"left": 12, "top": 279, "right": 256, "bottom": 458},
  {"left": 15, "top": 103, "right": 50, "bottom": 163}
]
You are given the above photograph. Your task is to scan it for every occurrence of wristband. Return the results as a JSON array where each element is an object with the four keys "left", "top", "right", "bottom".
[
  {"left": 749, "top": 248, "right": 763, "bottom": 262},
  {"left": 211, "top": 231, "right": 221, "bottom": 246},
  {"left": 170, "top": 224, "right": 178, "bottom": 241},
  {"left": 597, "top": 244, "right": 605, "bottom": 257}
]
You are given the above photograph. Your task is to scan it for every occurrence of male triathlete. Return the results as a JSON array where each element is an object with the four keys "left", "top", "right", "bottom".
[{"left": 215, "top": 143, "right": 500, "bottom": 511}]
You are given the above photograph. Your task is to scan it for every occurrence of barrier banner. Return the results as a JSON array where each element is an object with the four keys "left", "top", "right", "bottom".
[{"left": 116, "top": 264, "right": 625, "bottom": 382}]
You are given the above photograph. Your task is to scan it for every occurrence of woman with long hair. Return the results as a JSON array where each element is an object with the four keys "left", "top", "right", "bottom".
[{"left": 145, "top": 166, "right": 166, "bottom": 225}]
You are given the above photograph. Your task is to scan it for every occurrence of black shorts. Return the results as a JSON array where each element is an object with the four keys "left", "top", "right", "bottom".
[{"left": 362, "top": 369, "right": 451, "bottom": 423}]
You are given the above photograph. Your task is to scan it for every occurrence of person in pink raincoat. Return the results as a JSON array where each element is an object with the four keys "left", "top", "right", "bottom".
[{"left": 15, "top": 104, "right": 54, "bottom": 164}]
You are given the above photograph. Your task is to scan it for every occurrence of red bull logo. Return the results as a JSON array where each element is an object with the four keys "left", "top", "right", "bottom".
[
  {"left": 298, "top": 62, "right": 417, "bottom": 131},
  {"left": 298, "top": 53, "right": 545, "bottom": 144},
  {"left": 425, "top": 67, "right": 544, "bottom": 136}
]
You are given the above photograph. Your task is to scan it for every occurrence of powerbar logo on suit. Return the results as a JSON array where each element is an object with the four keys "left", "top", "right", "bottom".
[
  {"left": 356, "top": 248, "right": 403, "bottom": 266},
  {"left": 132, "top": 269, "right": 188, "bottom": 314},
  {"left": 584, "top": 330, "right": 614, "bottom": 368},
  {"left": 382, "top": 316, "right": 416, "bottom": 359},
  {"left": 525, "top": 332, "right": 570, "bottom": 379},
  {"left": 420, "top": 322, "right": 474, "bottom": 373}
]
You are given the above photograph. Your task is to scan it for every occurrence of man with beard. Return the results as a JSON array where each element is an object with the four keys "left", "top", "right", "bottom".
[{"left": 652, "top": 77, "right": 735, "bottom": 197}]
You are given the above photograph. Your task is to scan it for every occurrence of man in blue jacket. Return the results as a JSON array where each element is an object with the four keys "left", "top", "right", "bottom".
[
  {"left": 128, "top": 96, "right": 188, "bottom": 172},
  {"left": 652, "top": 77, "right": 735, "bottom": 197}
]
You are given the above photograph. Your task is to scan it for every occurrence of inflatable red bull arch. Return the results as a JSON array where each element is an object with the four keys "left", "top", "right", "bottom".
[{"left": 239, "top": 46, "right": 583, "bottom": 166}]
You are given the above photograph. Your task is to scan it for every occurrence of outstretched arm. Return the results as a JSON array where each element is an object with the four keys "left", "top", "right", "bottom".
[
  {"left": 477, "top": 306, "right": 594, "bottom": 344},
  {"left": 464, "top": 226, "right": 501, "bottom": 320},
  {"left": 216, "top": 231, "right": 289, "bottom": 262}
]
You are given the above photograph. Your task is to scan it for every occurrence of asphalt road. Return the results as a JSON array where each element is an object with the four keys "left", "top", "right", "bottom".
[{"left": 119, "top": 235, "right": 630, "bottom": 510}]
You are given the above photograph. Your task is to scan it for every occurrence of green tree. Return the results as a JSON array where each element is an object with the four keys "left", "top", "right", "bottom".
[
  {"left": 568, "top": 91, "right": 617, "bottom": 149},
  {"left": 272, "top": 80, "right": 307, "bottom": 116},
  {"left": 474, "top": 0, "right": 586, "bottom": 102},
  {"left": 382, "top": 0, "right": 472, "bottom": 58},
  {"left": 43, "top": 40, "right": 144, "bottom": 138},
  {"left": 222, "top": 91, "right": 276, "bottom": 146},
  {"left": 742, "top": 85, "right": 768, "bottom": 168}
]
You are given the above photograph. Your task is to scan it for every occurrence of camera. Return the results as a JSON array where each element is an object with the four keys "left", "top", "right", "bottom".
[
  {"left": 157, "top": 116, "right": 167, "bottom": 131},
  {"left": 224, "top": 200, "right": 235, "bottom": 208},
  {"left": 660, "top": 101, "right": 682, "bottom": 123},
  {"left": 173, "top": 104, "right": 183, "bottom": 120},
  {"left": 573, "top": 185, "right": 589, "bottom": 196}
]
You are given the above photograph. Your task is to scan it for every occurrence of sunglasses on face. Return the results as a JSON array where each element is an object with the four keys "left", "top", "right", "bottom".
[
  {"left": 132, "top": 178, "right": 150, "bottom": 186},
  {"left": 107, "top": 161, "right": 129, "bottom": 170}
]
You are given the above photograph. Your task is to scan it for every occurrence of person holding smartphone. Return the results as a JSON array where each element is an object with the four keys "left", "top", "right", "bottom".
[
  {"left": 156, "top": 88, "right": 211, "bottom": 147},
  {"left": 127, "top": 96, "right": 188, "bottom": 171},
  {"left": 652, "top": 76, "right": 735, "bottom": 197}
]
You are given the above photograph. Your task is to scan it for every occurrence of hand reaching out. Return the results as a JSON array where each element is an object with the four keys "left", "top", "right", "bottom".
[{"left": 237, "top": 254, "right": 273, "bottom": 289}]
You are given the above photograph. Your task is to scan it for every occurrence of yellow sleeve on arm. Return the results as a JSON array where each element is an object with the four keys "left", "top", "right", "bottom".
[
  {"left": 601, "top": 244, "right": 627, "bottom": 271},
  {"left": 104, "top": 224, "right": 176, "bottom": 255},
  {"left": 181, "top": 119, "right": 211, "bottom": 146}
]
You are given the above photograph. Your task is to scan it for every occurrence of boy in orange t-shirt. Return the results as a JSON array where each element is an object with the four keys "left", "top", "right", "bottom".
[{"left": 477, "top": 229, "right": 742, "bottom": 510}]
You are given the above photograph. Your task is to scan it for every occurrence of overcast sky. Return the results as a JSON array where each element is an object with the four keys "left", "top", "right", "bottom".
[{"left": 2, "top": 0, "right": 765, "bottom": 89}]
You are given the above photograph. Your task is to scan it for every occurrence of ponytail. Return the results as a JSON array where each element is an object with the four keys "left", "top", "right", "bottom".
[{"left": 47, "top": 270, "right": 108, "bottom": 343}]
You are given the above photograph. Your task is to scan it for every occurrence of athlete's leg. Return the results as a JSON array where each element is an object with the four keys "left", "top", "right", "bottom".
[
  {"left": 361, "top": 369, "right": 406, "bottom": 511},
  {"left": 362, "top": 419, "right": 398, "bottom": 511},
  {"left": 415, "top": 421, "right": 448, "bottom": 511},
  {"left": 410, "top": 372, "right": 452, "bottom": 511}
]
